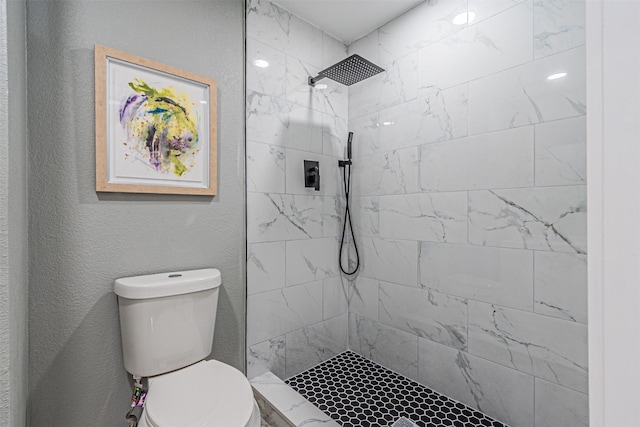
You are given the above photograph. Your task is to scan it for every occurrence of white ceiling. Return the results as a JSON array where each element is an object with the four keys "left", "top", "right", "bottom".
[{"left": 272, "top": 0, "right": 425, "bottom": 44}]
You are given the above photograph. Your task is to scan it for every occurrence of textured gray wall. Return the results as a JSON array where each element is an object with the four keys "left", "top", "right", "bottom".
[
  {"left": 0, "top": 0, "right": 10, "bottom": 422},
  {"left": 1, "top": 0, "right": 29, "bottom": 425},
  {"left": 26, "top": 1, "right": 245, "bottom": 426}
]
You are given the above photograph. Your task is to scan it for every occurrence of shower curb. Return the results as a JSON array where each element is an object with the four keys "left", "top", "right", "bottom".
[{"left": 250, "top": 371, "right": 340, "bottom": 427}]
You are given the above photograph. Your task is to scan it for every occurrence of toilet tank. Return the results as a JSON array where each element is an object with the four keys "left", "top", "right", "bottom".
[{"left": 114, "top": 268, "right": 222, "bottom": 378}]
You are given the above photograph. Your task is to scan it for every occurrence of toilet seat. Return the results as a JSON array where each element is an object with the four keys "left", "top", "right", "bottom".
[{"left": 143, "top": 360, "right": 255, "bottom": 427}]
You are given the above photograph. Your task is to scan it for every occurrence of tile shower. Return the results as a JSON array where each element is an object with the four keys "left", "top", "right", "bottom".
[{"left": 246, "top": 0, "right": 587, "bottom": 426}]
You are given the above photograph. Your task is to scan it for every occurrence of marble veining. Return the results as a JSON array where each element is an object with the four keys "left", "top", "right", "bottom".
[
  {"left": 379, "top": 192, "right": 468, "bottom": 243},
  {"left": 247, "top": 193, "right": 324, "bottom": 243},
  {"left": 379, "top": 283, "right": 468, "bottom": 350},
  {"left": 533, "top": 0, "right": 586, "bottom": 59},
  {"left": 248, "top": 337, "right": 286, "bottom": 380},
  {"left": 418, "top": 337, "right": 534, "bottom": 427},
  {"left": 468, "top": 301, "right": 588, "bottom": 393},
  {"left": 468, "top": 186, "right": 587, "bottom": 254},
  {"left": 285, "top": 315, "right": 348, "bottom": 377},
  {"left": 348, "top": 314, "right": 419, "bottom": 380}
]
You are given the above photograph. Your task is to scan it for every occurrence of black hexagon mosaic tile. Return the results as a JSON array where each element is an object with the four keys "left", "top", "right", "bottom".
[{"left": 285, "top": 350, "right": 508, "bottom": 427}]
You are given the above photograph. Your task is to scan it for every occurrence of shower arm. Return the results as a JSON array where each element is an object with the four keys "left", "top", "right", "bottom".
[{"left": 308, "top": 75, "right": 326, "bottom": 87}]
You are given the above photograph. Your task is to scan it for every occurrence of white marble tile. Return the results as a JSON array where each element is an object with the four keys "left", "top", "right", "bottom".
[
  {"left": 418, "top": 338, "right": 534, "bottom": 427},
  {"left": 246, "top": 38, "right": 287, "bottom": 98},
  {"left": 348, "top": 113, "right": 380, "bottom": 158},
  {"left": 247, "top": 141, "right": 285, "bottom": 194},
  {"left": 247, "top": 282, "right": 323, "bottom": 346},
  {"left": 247, "top": 193, "right": 324, "bottom": 243},
  {"left": 379, "top": 85, "right": 468, "bottom": 151},
  {"left": 286, "top": 238, "right": 338, "bottom": 286},
  {"left": 322, "top": 86, "right": 349, "bottom": 124},
  {"left": 469, "top": 0, "right": 529, "bottom": 24},
  {"left": 379, "top": 283, "right": 468, "bottom": 350},
  {"left": 322, "top": 32, "right": 347, "bottom": 69},
  {"left": 349, "top": 53, "right": 418, "bottom": 119},
  {"left": 469, "top": 47, "right": 586, "bottom": 135},
  {"left": 246, "top": 0, "right": 291, "bottom": 53},
  {"left": 420, "top": 126, "right": 534, "bottom": 192},
  {"left": 286, "top": 57, "right": 349, "bottom": 120},
  {"left": 246, "top": 92, "right": 325, "bottom": 153},
  {"left": 248, "top": 242, "right": 286, "bottom": 295},
  {"left": 418, "top": 3, "right": 533, "bottom": 93},
  {"left": 468, "top": 186, "right": 587, "bottom": 253},
  {"left": 347, "top": 30, "right": 379, "bottom": 66},
  {"left": 251, "top": 372, "right": 340, "bottom": 427},
  {"left": 247, "top": 336, "right": 286, "bottom": 379},
  {"left": 284, "top": 149, "right": 339, "bottom": 197},
  {"left": 535, "top": 378, "right": 589, "bottom": 427},
  {"left": 361, "top": 238, "right": 418, "bottom": 287},
  {"left": 287, "top": 10, "right": 323, "bottom": 68},
  {"left": 284, "top": 103, "right": 325, "bottom": 152},
  {"left": 535, "top": 116, "right": 586, "bottom": 186},
  {"left": 351, "top": 196, "right": 379, "bottom": 238},
  {"left": 534, "top": 251, "right": 587, "bottom": 323},
  {"left": 323, "top": 277, "right": 348, "bottom": 320},
  {"left": 246, "top": 92, "right": 290, "bottom": 145},
  {"left": 534, "top": 0, "right": 586, "bottom": 59},
  {"left": 322, "top": 113, "right": 347, "bottom": 158},
  {"left": 349, "top": 313, "right": 419, "bottom": 381},
  {"left": 468, "top": 301, "right": 588, "bottom": 393},
  {"left": 378, "top": 100, "right": 422, "bottom": 152},
  {"left": 348, "top": 276, "right": 379, "bottom": 321},
  {"left": 254, "top": 392, "right": 292, "bottom": 427},
  {"left": 417, "top": 85, "right": 469, "bottom": 144},
  {"left": 378, "top": 0, "right": 467, "bottom": 65},
  {"left": 379, "top": 192, "right": 468, "bottom": 243},
  {"left": 420, "top": 242, "right": 534, "bottom": 311},
  {"left": 285, "top": 315, "right": 348, "bottom": 377},
  {"left": 355, "top": 147, "right": 419, "bottom": 196},
  {"left": 323, "top": 196, "right": 342, "bottom": 238},
  {"left": 285, "top": 56, "right": 325, "bottom": 112}
]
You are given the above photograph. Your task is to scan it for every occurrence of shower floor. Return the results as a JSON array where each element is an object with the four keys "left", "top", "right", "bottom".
[{"left": 285, "top": 351, "right": 507, "bottom": 427}]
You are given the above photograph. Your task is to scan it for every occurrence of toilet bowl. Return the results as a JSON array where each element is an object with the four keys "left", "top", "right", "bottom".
[{"left": 136, "top": 360, "right": 260, "bottom": 427}]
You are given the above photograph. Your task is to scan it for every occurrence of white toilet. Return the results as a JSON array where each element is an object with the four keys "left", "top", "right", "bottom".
[{"left": 115, "top": 268, "right": 260, "bottom": 427}]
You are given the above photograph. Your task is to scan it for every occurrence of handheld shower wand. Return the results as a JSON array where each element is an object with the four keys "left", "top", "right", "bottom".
[{"left": 339, "top": 132, "right": 359, "bottom": 276}]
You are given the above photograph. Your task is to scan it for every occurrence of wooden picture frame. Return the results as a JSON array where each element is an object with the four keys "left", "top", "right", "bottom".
[{"left": 95, "top": 44, "right": 217, "bottom": 195}]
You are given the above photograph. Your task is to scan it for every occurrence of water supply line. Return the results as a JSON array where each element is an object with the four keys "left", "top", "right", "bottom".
[
  {"left": 339, "top": 132, "right": 360, "bottom": 276},
  {"left": 125, "top": 375, "right": 146, "bottom": 427}
]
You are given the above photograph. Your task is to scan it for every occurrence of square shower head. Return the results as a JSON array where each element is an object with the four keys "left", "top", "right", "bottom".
[{"left": 309, "top": 54, "right": 385, "bottom": 86}]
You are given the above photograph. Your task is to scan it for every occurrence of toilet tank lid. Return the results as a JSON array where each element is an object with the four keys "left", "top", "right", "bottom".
[{"left": 114, "top": 268, "right": 221, "bottom": 299}]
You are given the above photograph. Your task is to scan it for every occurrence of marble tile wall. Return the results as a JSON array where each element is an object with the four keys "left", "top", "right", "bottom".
[
  {"left": 247, "top": 0, "right": 587, "bottom": 426},
  {"left": 347, "top": 1, "right": 587, "bottom": 426},
  {"left": 246, "top": 0, "right": 349, "bottom": 381}
]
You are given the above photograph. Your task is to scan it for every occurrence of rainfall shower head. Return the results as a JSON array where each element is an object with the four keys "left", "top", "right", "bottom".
[{"left": 308, "top": 54, "right": 385, "bottom": 87}]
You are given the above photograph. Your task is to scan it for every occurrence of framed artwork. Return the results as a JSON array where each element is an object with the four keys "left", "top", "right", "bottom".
[{"left": 95, "top": 44, "right": 217, "bottom": 195}]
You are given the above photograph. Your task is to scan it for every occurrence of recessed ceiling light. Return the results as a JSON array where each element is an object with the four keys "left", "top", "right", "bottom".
[
  {"left": 253, "top": 59, "right": 269, "bottom": 68},
  {"left": 547, "top": 72, "right": 567, "bottom": 80},
  {"left": 453, "top": 11, "right": 476, "bottom": 25}
]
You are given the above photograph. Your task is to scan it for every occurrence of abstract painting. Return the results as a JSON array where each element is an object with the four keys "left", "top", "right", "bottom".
[{"left": 95, "top": 45, "right": 217, "bottom": 195}]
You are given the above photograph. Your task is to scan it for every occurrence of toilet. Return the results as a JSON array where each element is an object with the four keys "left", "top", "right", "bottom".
[{"left": 115, "top": 268, "right": 260, "bottom": 427}]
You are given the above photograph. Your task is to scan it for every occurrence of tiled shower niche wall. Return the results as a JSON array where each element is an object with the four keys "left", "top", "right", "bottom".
[
  {"left": 245, "top": 0, "right": 350, "bottom": 380},
  {"left": 347, "top": 1, "right": 587, "bottom": 427}
]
